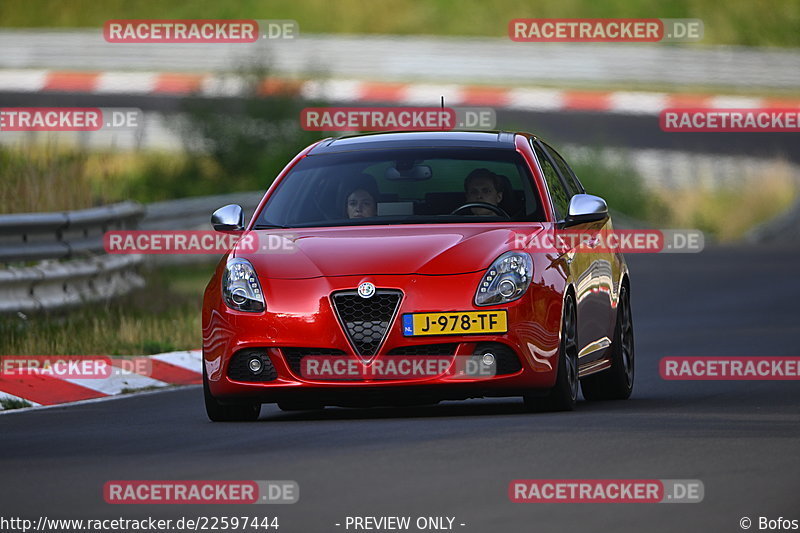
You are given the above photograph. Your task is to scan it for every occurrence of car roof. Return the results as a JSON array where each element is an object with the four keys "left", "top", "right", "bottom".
[{"left": 307, "top": 131, "right": 519, "bottom": 155}]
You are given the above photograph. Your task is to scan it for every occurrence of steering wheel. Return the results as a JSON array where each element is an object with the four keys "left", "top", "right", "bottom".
[{"left": 450, "top": 202, "right": 510, "bottom": 218}]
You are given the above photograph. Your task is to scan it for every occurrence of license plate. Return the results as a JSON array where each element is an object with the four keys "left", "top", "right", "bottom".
[{"left": 402, "top": 311, "right": 507, "bottom": 336}]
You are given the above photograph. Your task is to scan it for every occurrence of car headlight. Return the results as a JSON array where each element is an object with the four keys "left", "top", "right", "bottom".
[
  {"left": 474, "top": 251, "right": 534, "bottom": 306},
  {"left": 222, "top": 258, "right": 265, "bottom": 312}
]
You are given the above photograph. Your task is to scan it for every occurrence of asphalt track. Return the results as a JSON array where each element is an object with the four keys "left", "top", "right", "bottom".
[{"left": 1, "top": 244, "right": 798, "bottom": 532}]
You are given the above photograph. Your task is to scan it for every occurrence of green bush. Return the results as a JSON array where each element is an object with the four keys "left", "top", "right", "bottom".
[
  {"left": 0, "top": 397, "right": 32, "bottom": 410},
  {"left": 157, "top": 67, "right": 322, "bottom": 198},
  {"left": 2, "top": 0, "right": 798, "bottom": 47},
  {"left": 568, "top": 152, "right": 669, "bottom": 223}
]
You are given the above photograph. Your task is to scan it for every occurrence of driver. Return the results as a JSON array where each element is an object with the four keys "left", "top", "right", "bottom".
[{"left": 464, "top": 168, "right": 504, "bottom": 215}]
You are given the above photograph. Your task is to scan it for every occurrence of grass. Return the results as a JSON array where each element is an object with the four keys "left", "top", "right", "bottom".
[
  {"left": 653, "top": 161, "right": 798, "bottom": 241},
  {"left": 120, "top": 385, "right": 170, "bottom": 394},
  {"left": 0, "top": 145, "right": 239, "bottom": 214},
  {"left": 570, "top": 155, "right": 670, "bottom": 223},
  {"left": 1, "top": 0, "right": 798, "bottom": 47},
  {"left": 0, "top": 66, "right": 317, "bottom": 213},
  {"left": 83, "top": 149, "right": 229, "bottom": 204},
  {"left": 0, "top": 397, "right": 33, "bottom": 410},
  {"left": 0, "top": 263, "right": 215, "bottom": 356},
  {"left": 570, "top": 149, "right": 798, "bottom": 241},
  {"left": 0, "top": 145, "right": 199, "bottom": 214},
  {"left": 0, "top": 145, "right": 98, "bottom": 214}
]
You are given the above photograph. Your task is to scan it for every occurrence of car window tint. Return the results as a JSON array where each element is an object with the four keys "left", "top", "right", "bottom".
[
  {"left": 364, "top": 159, "right": 524, "bottom": 199},
  {"left": 256, "top": 147, "right": 547, "bottom": 227},
  {"left": 533, "top": 143, "right": 569, "bottom": 220},
  {"left": 542, "top": 142, "right": 583, "bottom": 196}
]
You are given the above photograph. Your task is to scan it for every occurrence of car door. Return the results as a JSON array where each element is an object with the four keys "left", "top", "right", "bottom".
[{"left": 533, "top": 141, "right": 611, "bottom": 364}]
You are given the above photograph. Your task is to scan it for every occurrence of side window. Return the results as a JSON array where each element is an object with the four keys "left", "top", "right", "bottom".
[
  {"left": 542, "top": 142, "right": 583, "bottom": 196},
  {"left": 533, "top": 143, "right": 569, "bottom": 220}
]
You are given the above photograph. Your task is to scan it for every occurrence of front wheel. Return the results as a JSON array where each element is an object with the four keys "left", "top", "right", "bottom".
[
  {"left": 204, "top": 363, "right": 261, "bottom": 422},
  {"left": 524, "top": 294, "right": 579, "bottom": 412},
  {"left": 581, "top": 284, "right": 634, "bottom": 401}
]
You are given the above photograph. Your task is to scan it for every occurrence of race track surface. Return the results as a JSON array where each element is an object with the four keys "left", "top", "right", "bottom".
[{"left": 1, "top": 245, "right": 798, "bottom": 532}]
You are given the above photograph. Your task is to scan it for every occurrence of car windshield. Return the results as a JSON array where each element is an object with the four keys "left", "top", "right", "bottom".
[{"left": 255, "top": 147, "right": 545, "bottom": 228}]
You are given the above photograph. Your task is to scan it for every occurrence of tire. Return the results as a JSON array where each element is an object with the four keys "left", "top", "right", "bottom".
[
  {"left": 524, "top": 293, "right": 579, "bottom": 412},
  {"left": 581, "top": 284, "right": 634, "bottom": 401},
  {"left": 203, "top": 364, "right": 261, "bottom": 422}
]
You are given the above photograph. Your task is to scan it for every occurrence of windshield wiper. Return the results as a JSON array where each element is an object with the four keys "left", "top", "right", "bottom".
[{"left": 253, "top": 224, "right": 290, "bottom": 229}]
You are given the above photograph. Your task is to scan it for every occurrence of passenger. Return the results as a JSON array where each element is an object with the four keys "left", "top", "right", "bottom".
[{"left": 344, "top": 174, "right": 379, "bottom": 219}]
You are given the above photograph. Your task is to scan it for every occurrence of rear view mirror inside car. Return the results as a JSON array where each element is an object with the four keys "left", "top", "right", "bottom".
[{"left": 385, "top": 164, "right": 432, "bottom": 180}]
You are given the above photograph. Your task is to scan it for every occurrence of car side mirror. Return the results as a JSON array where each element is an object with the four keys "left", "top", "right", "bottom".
[
  {"left": 563, "top": 194, "right": 608, "bottom": 227},
  {"left": 211, "top": 204, "right": 244, "bottom": 231}
]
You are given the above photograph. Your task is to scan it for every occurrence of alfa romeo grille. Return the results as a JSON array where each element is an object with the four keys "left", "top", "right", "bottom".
[{"left": 331, "top": 290, "right": 402, "bottom": 358}]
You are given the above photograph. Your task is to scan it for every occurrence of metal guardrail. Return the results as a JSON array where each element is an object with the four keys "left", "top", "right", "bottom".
[
  {"left": 141, "top": 192, "right": 263, "bottom": 231},
  {"left": 0, "top": 193, "right": 264, "bottom": 313},
  {"left": 141, "top": 191, "right": 265, "bottom": 265},
  {"left": 0, "top": 202, "right": 145, "bottom": 313},
  {"left": 0, "top": 202, "right": 143, "bottom": 262}
]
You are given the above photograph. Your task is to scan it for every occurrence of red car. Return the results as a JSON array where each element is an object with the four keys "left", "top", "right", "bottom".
[{"left": 202, "top": 131, "right": 634, "bottom": 421}]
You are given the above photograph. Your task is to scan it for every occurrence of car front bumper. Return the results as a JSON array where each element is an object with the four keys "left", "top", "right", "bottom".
[{"left": 203, "top": 272, "right": 563, "bottom": 404}]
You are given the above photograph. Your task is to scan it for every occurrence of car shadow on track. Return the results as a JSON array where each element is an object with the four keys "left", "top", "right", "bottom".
[
  {"left": 254, "top": 397, "right": 638, "bottom": 423},
  {"left": 246, "top": 396, "right": 800, "bottom": 439}
]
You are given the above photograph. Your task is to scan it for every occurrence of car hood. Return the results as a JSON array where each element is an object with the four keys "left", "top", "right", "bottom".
[{"left": 237, "top": 224, "right": 545, "bottom": 279}]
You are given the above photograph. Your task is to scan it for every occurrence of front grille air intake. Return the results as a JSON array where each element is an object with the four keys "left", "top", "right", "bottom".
[
  {"left": 282, "top": 348, "right": 347, "bottom": 376},
  {"left": 331, "top": 289, "right": 402, "bottom": 358},
  {"left": 387, "top": 343, "right": 458, "bottom": 356}
]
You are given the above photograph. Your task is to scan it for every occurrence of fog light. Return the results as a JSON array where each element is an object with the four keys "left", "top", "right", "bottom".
[
  {"left": 481, "top": 353, "right": 496, "bottom": 366},
  {"left": 248, "top": 357, "right": 263, "bottom": 373}
]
